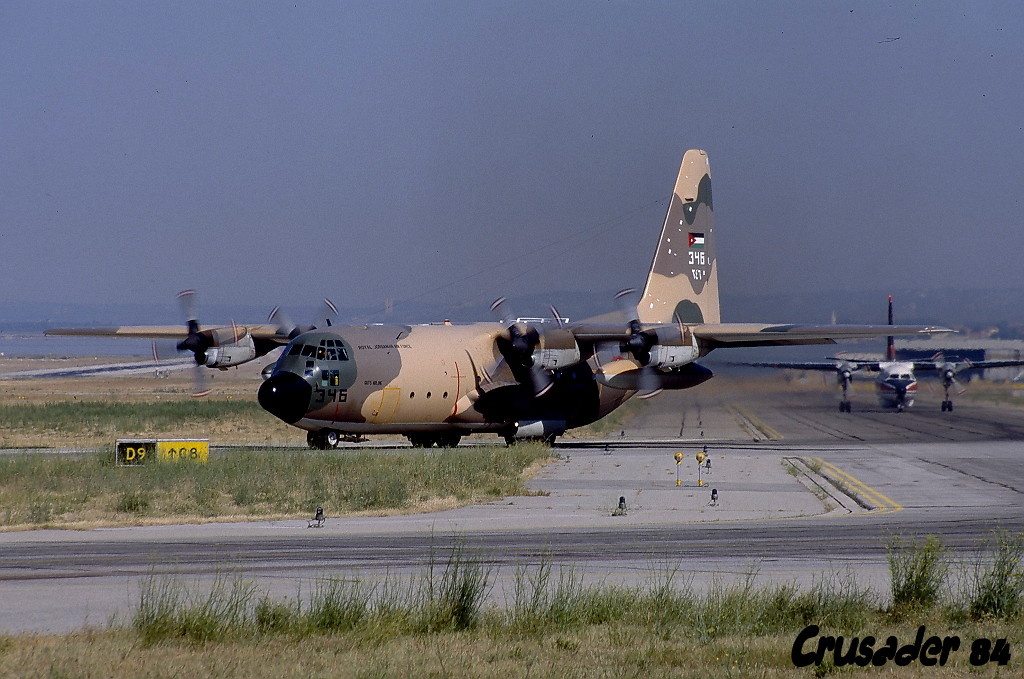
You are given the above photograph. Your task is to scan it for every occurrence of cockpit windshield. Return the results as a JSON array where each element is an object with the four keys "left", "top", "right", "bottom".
[{"left": 286, "top": 339, "right": 349, "bottom": 361}]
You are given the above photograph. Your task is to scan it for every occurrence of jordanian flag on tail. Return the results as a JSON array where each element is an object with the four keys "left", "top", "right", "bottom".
[{"left": 688, "top": 233, "right": 705, "bottom": 249}]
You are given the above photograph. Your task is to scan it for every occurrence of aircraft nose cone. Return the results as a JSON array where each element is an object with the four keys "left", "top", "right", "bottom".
[{"left": 258, "top": 371, "right": 312, "bottom": 424}]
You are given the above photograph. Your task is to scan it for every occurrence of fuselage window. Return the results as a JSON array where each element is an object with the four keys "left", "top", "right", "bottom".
[
  {"left": 300, "top": 345, "right": 316, "bottom": 358},
  {"left": 288, "top": 344, "right": 302, "bottom": 356}
]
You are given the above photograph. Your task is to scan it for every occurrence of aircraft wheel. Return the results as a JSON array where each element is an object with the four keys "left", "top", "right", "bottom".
[
  {"left": 324, "top": 430, "right": 340, "bottom": 448},
  {"left": 407, "top": 435, "right": 431, "bottom": 448},
  {"left": 438, "top": 433, "right": 462, "bottom": 448},
  {"left": 947, "top": 401, "right": 954, "bottom": 412},
  {"left": 307, "top": 431, "right": 326, "bottom": 450},
  {"left": 503, "top": 435, "right": 517, "bottom": 447}
]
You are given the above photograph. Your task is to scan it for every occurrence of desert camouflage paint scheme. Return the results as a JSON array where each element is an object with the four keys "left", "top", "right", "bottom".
[
  {"left": 48, "top": 150, "right": 952, "bottom": 448},
  {"left": 639, "top": 149, "right": 718, "bottom": 325}
]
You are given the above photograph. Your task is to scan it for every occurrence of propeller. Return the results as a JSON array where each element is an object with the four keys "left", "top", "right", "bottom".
[
  {"left": 938, "top": 358, "right": 970, "bottom": 396},
  {"left": 268, "top": 298, "right": 339, "bottom": 339},
  {"left": 613, "top": 288, "right": 662, "bottom": 399},
  {"left": 488, "top": 297, "right": 552, "bottom": 397},
  {"left": 149, "top": 289, "right": 213, "bottom": 397}
]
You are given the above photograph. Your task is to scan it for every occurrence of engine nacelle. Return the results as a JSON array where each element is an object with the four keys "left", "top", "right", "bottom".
[
  {"left": 507, "top": 419, "right": 566, "bottom": 442},
  {"left": 534, "top": 328, "right": 581, "bottom": 371},
  {"left": 596, "top": 362, "right": 713, "bottom": 391},
  {"left": 646, "top": 342, "right": 699, "bottom": 370},
  {"left": 203, "top": 333, "right": 257, "bottom": 368}
]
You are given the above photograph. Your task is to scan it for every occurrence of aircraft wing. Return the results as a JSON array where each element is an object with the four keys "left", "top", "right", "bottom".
[
  {"left": 45, "top": 324, "right": 288, "bottom": 342},
  {"left": 912, "top": 358, "right": 1024, "bottom": 372},
  {"left": 737, "top": 360, "right": 874, "bottom": 371},
  {"left": 690, "top": 323, "right": 952, "bottom": 349}
]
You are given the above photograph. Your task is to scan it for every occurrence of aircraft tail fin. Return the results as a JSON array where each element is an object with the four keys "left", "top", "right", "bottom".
[
  {"left": 886, "top": 295, "right": 896, "bottom": 361},
  {"left": 638, "top": 149, "right": 720, "bottom": 324}
]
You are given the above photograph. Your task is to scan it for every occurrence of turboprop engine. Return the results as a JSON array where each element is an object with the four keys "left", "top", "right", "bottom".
[
  {"left": 532, "top": 327, "right": 581, "bottom": 370},
  {"left": 202, "top": 332, "right": 257, "bottom": 368}
]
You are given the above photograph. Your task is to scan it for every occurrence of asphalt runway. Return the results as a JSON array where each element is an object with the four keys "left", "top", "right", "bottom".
[{"left": 3, "top": 378, "right": 1024, "bottom": 633}]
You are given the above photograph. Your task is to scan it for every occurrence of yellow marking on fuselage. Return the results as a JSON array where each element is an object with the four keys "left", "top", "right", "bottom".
[{"left": 369, "top": 387, "right": 402, "bottom": 424}]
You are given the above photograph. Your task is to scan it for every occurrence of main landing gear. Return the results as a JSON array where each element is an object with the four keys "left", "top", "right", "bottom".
[
  {"left": 307, "top": 430, "right": 368, "bottom": 449},
  {"left": 838, "top": 371, "right": 853, "bottom": 413},
  {"left": 308, "top": 430, "right": 340, "bottom": 449},
  {"left": 406, "top": 433, "right": 463, "bottom": 448},
  {"left": 940, "top": 378, "right": 956, "bottom": 412}
]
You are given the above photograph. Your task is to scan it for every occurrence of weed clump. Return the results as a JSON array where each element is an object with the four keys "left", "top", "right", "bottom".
[
  {"left": 887, "top": 534, "right": 947, "bottom": 615},
  {"left": 964, "top": 530, "right": 1024, "bottom": 620}
]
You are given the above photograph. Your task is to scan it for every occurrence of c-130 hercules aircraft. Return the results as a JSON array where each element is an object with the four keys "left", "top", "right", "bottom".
[{"left": 48, "top": 150, "right": 951, "bottom": 448}]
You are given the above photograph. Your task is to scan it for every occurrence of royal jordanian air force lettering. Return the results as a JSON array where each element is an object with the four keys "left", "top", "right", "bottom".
[{"left": 48, "top": 150, "right": 953, "bottom": 448}]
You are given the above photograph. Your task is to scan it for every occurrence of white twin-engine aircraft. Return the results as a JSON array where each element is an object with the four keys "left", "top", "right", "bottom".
[{"left": 741, "top": 296, "right": 1024, "bottom": 413}]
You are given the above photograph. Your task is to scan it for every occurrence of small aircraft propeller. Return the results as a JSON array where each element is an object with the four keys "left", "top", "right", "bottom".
[{"left": 937, "top": 357, "right": 970, "bottom": 395}]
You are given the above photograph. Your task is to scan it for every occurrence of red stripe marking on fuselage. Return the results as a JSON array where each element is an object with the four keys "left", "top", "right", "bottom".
[{"left": 452, "top": 361, "right": 461, "bottom": 417}]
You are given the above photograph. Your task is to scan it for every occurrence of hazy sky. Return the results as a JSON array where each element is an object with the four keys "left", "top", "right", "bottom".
[{"left": 3, "top": 2, "right": 1022, "bottom": 320}]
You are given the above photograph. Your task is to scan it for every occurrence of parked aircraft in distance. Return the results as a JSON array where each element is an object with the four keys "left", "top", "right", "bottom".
[
  {"left": 739, "top": 296, "right": 1024, "bottom": 413},
  {"left": 48, "top": 150, "right": 953, "bottom": 447}
]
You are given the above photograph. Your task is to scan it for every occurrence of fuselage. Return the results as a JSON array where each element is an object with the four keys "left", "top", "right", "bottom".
[
  {"left": 257, "top": 322, "right": 672, "bottom": 439},
  {"left": 874, "top": 361, "right": 917, "bottom": 409}
]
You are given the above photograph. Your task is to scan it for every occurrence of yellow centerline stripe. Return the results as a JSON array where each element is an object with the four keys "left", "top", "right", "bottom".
[
  {"left": 731, "top": 405, "right": 784, "bottom": 441},
  {"left": 810, "top": 457, "right": 903, "bottom": 514}
]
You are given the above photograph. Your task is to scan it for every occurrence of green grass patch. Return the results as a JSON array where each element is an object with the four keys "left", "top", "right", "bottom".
[
  {"left": 0, "top": 399, "right": 264, "bottom": 436},
  {"left": 0, "top": 444, "right": 552, "bottom": 528}
]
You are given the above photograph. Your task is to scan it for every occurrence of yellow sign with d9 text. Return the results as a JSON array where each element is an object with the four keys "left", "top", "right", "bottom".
[{"left": 157, "top": 440, "right": 209, "bottom": 463}]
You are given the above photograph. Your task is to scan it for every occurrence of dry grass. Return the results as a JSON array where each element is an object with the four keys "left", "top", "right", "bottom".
[
  {"left": 0, "top": 617, "right": 1020, "bottom": 678},
  {"left": 0, "top": 356, "right": 304, "bottom": 447},
  {"left": 0, "top": 445, "right": 554, "bottom": 530}
]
